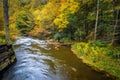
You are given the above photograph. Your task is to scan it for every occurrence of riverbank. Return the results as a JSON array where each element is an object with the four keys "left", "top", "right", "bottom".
[
  {"left": 71, "top": 42, "right": 120, "bottom": 80},
  {"left": 45, "top": 39, "right": 72, "bottom": 47},
  {"left": 0, "top": 44, "right": 16, "bottom": 79}
]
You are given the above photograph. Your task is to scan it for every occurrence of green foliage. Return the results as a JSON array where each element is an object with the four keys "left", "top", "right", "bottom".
[
  {"left": 7, "top": 0, "right": 120, "bottom": 43},
  {"left": 87, "top": 12, "right": 96, "bottom": 20},
  {"left": 16, "top": 10, "right": 34, "bottom": 35},
  {"left": 0, "top": 37, "right": 6, "bottom": 43},
  {"left": 72, "top": 42, "right": 120, "bottom": 79},
  {"left": 88, "top": 40, "right": 106, "bottom": 47},
  {"left": 54, "top": 33, "right": 61, "bottom": 41},
  {"left": 61, "top": 37, "right": 71, "bottom": 43},
  {"left": 19, "top": 0, "right": 31, "bottom": 6},
  {"left": 74, "top": 29, "right": 86, "bottom": 41},
  {"left": 54, "top": 0, "right": 79, "bottom": 30},
  {"left": 111, "top": 47, "right": 120, "bottom": 59},
  {"left": 0, "top": 0, "right": 120, "bottom": 79}
]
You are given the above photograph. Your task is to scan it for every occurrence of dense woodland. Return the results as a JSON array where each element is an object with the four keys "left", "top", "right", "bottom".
[
  {"left": 0, "top": 0, "right": 120, "bottom": 79},
  {"left": 0, "top": 0, "right": 119, "bottom": 43}
]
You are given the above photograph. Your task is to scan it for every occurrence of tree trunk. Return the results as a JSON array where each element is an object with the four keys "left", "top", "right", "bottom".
[
  {"left": 94, "top": 0, "right": 99, "bottom": 41},
  {"left": 3, "top": 0, "right": 9, "bottom": 43},
  {"left": 111, "top": 9, "right": 119, "bottom": 45}
]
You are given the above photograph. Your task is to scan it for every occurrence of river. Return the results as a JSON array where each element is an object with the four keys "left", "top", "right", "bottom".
[{"left": 2, "top": 37, "right": 111, "bottom": 80}]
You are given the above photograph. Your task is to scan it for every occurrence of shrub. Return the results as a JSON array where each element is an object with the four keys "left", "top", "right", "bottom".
[
  {"left": 88, "top": 40, "right": 105, "bottom": 47},
  {"left": 61, "top": 37, "right": 71, "bottom": 43},
  {"left": 72, "top": 42, "right": 120, "bottom": 79}
]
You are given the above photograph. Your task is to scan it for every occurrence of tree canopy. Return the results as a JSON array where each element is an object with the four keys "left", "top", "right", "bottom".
[{"left": 0, "top": 0, "right": 120, "bottom": 44}]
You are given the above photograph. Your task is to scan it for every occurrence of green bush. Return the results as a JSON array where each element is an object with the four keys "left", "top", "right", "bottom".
[
  {"left": 16, "top": 10, "right": 34, "bottom": 35},
  {"left": 0, "top": 37, "right": 5, "bottom": 44},
  {"left": 61, "top": 37, "right": 71, "bottom": 43},
  {"left": 88, "top": 40, "right": 106, "bottom": 47},
  {"left": 72, "top": 42, "right": 120, "bottom": 79},
  {"left": 54, "top": 33, "right": 61, "bottom": 41}
]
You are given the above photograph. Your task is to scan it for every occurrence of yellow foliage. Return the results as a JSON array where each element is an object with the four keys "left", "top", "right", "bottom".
[
  {"left": 0, "top": 31, "right": 5, "bottom": 36},
  {"left": 69, "top": 2, "right": 79, "bottom": 13},
  {"left": 54, "top": 0, "right": 79, "bottom": 29},
  {"left": 15, "top": 0, "right": 79, "bottom": 36},
  {"left": 29, "top": 25, "right": 44, "bottom": 36},
  {"left": 54, "top": 13, "right": 69, "bottom": 29},
  {"left": 0, "top": 38, "right": 5, "bottom": 43},
  {"left": 36, "top": 16, "right": 41, "bottom": 21},
  {"left": 33, "top": 9, "right": 41, "bottom": 16},
  {"left": 60, "top": 0, "right": 79, "bottom": 13},
  {"left": 9, "top": 23, "right": 19, "bottom": 40},
  {"left": 30, "top": 0, "right": 61, "bottom": 34},
  {"left": 40, "top": 1, "right": 59, "bottom": 21},
  {"left": 0, "top": 2, "right": 4, "bottom": 31},
  {"left": 74, "top": 42, "right": 100, "bottom": 55}
]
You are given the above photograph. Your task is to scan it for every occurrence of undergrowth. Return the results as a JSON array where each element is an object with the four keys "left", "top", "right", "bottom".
[{"left": 72, "top": 41, "right": 120, "bottom": 80}]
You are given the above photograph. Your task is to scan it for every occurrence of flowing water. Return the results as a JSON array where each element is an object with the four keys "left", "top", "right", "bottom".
[{"left": 2, "top": 37, "right": 111, "bottom": 80}]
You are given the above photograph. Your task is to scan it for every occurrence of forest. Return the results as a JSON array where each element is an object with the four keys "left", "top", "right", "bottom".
[{"left": 0, "top": 0, "right": 120, "bottom": 79}]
